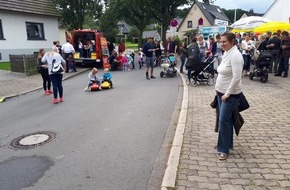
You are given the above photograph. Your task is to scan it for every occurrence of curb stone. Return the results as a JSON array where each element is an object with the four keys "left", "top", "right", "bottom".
[{"left": 161, "top": 70, "right": 188, "bottom": 189}]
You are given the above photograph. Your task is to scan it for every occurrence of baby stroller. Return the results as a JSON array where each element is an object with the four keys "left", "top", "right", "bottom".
[
  {"left": 189, "top": 57, "right": 215, "bottom": 87},
  {"left": 249, "top": 51, "right": 273, "bottom": 83},
  {"left": 160, "top": 54, "right": 177, "bottom": 78}
]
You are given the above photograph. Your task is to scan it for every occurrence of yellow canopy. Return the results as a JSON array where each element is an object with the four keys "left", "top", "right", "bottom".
[
  {"left": 254, "top": 21, "right": 290, "bottom": 33},
  {"left": 232, "top": 28, "right": 253, "bottom": 33}
]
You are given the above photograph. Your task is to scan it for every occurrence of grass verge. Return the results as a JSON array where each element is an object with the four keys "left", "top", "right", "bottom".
[{"left": 0, "top": 62, "right": 11, "bottom": 70}]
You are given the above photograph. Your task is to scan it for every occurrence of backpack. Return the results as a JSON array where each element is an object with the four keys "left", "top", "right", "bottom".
[
  {"left": 51, "top": 59, "right": 64, "bottom": 74},
  {"left": 187, "top": 44, "right": 200, "bottom": 60},
  {"left": 185, "top": 44, "right": 201, "bottom": 69}
]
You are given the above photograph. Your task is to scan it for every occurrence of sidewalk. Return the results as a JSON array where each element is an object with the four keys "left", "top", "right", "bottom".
[
  {"left": 0, "top": 68, "right": 89, "bottom": 99},
  {"left": 174, "top": 73, "right": 290, "bottom": 190}
]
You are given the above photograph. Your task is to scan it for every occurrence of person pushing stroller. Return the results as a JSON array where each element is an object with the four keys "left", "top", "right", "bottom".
[{"left": 185, "top": 37, "right": 201, "bottom": 84}]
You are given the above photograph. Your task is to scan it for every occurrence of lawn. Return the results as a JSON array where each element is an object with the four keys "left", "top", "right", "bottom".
[
  {"left": 115, "top": 42, "right": 139, "bottom": 51},
  {"left": 0, "top": 62, "right": 11, "bottom": 70},
  {"left": 126, "top": 42, "right": 138, "bottom": 50}
]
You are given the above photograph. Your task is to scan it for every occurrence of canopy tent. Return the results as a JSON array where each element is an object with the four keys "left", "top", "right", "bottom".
[
  {"left": 230, "top": 16, "right": 270, "bottom": 32},
  {"left": 254, "top": 21, "right": 290, "bottom": 33}
]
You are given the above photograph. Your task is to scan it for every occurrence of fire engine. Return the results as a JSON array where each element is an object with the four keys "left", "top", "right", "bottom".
[{"left": 66, "top": 29, "right": 110, "bottom": 68}]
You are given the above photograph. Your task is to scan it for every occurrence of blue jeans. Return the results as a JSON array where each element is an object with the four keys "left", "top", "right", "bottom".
[
  {"left": 217, "top": 94, "right": 240, "bottom": 154},
  {"left": 187, "top": 69, "right": 192, "bottom": 82},
  {"left": 50, "top": 74, "right": 63, "bottom": 99},
  {"left": 180, "top": 56, "right": 186, "bottom": 73},
  {"left": 242, "top": 54, "right": 251, "bottom": 72},
  {"left": 278, "top": 56, "right": 289, "bottom": 75}
]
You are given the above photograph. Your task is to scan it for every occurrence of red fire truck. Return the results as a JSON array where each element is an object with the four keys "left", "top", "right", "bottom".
[{"left": 66, "top": 29, "right": 110, "bottom": 68}]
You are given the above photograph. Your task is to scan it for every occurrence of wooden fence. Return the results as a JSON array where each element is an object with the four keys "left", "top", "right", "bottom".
[{"left": 9, "top": 53, "right": 38, "bottom": 76}]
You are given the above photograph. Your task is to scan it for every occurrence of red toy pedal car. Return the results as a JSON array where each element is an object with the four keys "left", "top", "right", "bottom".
[{"left": 90, "top": 82, "right": 101, "bottom": 91}]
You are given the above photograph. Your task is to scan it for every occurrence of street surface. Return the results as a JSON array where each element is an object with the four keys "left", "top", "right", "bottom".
[{"left": 0, "top": 68, "right": 180, "bottom": 190}]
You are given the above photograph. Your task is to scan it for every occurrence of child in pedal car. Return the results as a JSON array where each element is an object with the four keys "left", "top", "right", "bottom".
[
  {"left": 84, "top": 67, "right": 101, "bottom": 91},
  {"left": 102, "top": 68, "right": 113, "bottom": 88}
]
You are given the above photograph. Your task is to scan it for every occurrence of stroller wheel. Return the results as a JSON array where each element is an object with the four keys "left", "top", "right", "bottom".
[
  {"left": 207, "top": 78, "right": 214, "bottom": 86},
  {"left": 191, "top": 80, "right": 198, "bottom": 87},
  {"left": 260, "top": 76, "right": 268, "bottom": 83},
  {"left": 160, "top": 71, "right": 164, "bottom": 78},
  {"left": 249, "top": 72, "right": 254, "bottom": 80}
]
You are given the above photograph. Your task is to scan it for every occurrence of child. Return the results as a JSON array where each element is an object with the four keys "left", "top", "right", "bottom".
[
  {"left": 138, "top": 48, "right": 144, "bottom": 69},
  {"left": 121, "top": 53, "right": 129, "bottom": 71},
  {"left": 126, "top": 54, "right": 133, "bottom": 71},
  {"left": 84, "top": 67, "right": 101, "bottom": 91},
  {"left": 67, "top": 54, "right": 77, "bottom": 72},
  {"left": 102, "top": 68, "right": 113, "bottom": 87}
]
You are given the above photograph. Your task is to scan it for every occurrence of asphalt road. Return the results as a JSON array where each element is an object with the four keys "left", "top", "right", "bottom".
[{"left": 0, "top": 67, "right": 180, "bottom": 190}]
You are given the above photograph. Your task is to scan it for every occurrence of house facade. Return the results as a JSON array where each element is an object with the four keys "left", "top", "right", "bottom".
[
  {"left": 0, "top": 0, "right": 60, "bottom": 62},
  {"left": 263, "top": 0, "right": 290, "bottom": 23},
  {"left": 239, "top": 9, "right": 264, "bottom": 20},
  {"left": 176, "top": 0, "right": 229, "bottom": 40}
]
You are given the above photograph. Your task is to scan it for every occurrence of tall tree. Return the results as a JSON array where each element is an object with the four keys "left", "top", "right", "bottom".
[
  {"left": 52, "top": 0, "right": 103, "bottom": 30},
  {"left": 119, "top": 0, "right": 151, "bottom": 48},
  {"left": 97, "top": 1, "right": 119, "bottom": 41},
  {"left": 222, "top": 9, "right": 245, "bottom": 24},
  {"left": 144, "top": 0, "right": 194, "bottom": 46}
]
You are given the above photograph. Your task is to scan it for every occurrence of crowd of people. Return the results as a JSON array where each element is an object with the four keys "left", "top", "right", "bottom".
[
  {"left": 181, "top": 29, "right": 290, "bottom": 160},
  {"left": 36, "top": 29, "right": 290, "bottom": 160}
]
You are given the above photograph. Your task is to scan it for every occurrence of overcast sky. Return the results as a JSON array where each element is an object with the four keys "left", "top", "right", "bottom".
[{"left": 211, "top": 0, "right": 275, "bottom": 13}]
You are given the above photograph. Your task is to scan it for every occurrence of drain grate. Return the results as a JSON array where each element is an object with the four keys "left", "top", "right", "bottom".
[{"left": 9, "top": 131, "right": 57, "bottom": 150}]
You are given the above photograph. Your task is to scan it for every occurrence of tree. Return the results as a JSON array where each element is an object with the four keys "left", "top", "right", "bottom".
[
  {"left": 222, "top": 9, "right": 245, "bottom": 24},
  {"left": 52, "top": 0, "right": 103, "bottom": 30},
  {"left": 119, "top": 0, "right": 151, "bottom": 48},
  {"left": 144, "top": 0, "right": 193, "bottom": 47},
  {"left": 97, "top": 1, "right": 119, "bottom": 41}
]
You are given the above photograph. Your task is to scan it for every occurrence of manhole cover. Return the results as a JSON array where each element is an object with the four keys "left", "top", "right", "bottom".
[{"left": 9, "top": 131, "right": 57, "bottom": 150}]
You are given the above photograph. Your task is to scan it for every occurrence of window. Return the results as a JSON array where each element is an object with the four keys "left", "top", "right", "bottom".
[
  {"left": 187, "top": 21, "right": 192, "bottom": 28},
  {"left": 0, "top": 20, "right": 4, "bottom": 40},
  {"left": 26, "top": 22, "right": 45, "bottom": 40}
]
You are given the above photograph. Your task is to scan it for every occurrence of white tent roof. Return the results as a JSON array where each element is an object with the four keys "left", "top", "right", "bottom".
[{"left": 263, "top": 0, "right": 290, "bottom": 23}]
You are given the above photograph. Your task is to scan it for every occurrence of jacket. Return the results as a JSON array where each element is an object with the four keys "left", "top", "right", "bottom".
[
  {"left": 185, "top": 43, "right": 200, "bottom": 69},
  {"left": 211, "top": 96, "right": 245, "bottom": 136},
  {"left": 281, "top": 36, "right": 290, "bottom": 57}
]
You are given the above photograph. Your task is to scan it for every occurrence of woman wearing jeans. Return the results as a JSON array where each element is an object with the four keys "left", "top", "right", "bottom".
[
  {"left": 42, "top": 48, "right": 66, "bottom": 104},
  {"left": 215, "top": 32, "right": 244, "bottom": 160},
  {"left": 37, "top": 49, "right": 52, "bottom": 95}
]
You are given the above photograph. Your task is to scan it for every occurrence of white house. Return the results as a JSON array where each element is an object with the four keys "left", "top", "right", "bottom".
[
  {"left": 176, "top": 0, "right": 229, "bottom": 39},
  {"left": 263, "top": 0, "right": 290, "bottom": 23},
  {"left": 0, "top": 0, "right": 60, "bottom": 62}
]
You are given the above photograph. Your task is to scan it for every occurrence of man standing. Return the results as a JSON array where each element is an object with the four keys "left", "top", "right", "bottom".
[
  {"left": 143, "top": 37, "right": 156, "bottom": 80},
  {"left": 266, "top": 33, "right": 281, "bottom": 73},
  {"left": 62, "top": 40, "right": 76, "bottom": 73},
  {"left": 275, "top": 31, "right": 290, "bottom": 78},
  {"left": 167, "top": 37, "right": 177, "bottom": 54}
]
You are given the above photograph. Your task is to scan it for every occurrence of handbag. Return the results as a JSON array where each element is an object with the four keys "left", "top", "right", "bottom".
[
  {"left": 210, "top": 95, "right": 218, "bottom": 108},
  {"left": 51, "top": 59, "right": 64, "bottom": 74},
  {"left": 238, "top": 92, "right": 250, "bottom": 112}
]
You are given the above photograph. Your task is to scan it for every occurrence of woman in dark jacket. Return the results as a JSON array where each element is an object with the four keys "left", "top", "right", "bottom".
[
  {"left": 37, "top": 49, "right": 52, "bottom": 95},
  {"left": 185, "top": 37, "right": 200, "bottom": 84},
  {"left": 179, "top": 42, "right": 187, "bottom": 73}
]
